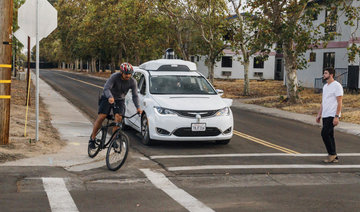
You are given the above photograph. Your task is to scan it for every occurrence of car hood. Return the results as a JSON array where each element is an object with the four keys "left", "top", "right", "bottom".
[{"left": 151, "top": 95, "right": 232, "bottom": 111}]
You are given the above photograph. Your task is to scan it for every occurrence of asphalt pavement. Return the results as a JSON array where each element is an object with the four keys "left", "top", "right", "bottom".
[{"left": 1, "top": 69, "right": 360, "bottom": 212}]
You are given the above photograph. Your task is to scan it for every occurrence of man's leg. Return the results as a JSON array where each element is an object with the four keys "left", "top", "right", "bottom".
[
  {"left": 113, "top": 113, "right": 123, "bottom": 133},
  {"left": 327, "top": 117, "right": 337, "bottom": 156},
  {"left": 321, "top": 118, "right": 332, "bottom": 155},
  {"left": 321, "top": 117, "right": 337, "bottom": 162},
  {"left": 91, "top": 113, "right": 107, "bottom": 140}
]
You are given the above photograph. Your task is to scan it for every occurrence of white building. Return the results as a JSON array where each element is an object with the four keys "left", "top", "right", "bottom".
[
  {"left": 298, "top": 1, "right": 360, "bottom": 90},
  {"left": 194, "top": 1, "right": 360, "bottom": 90},
  {"left": 193, "top": 49, "right": 284, "bottom": 81}
]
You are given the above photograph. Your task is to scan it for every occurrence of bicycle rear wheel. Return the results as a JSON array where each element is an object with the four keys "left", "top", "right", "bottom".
[
  {"left": 106, "top": 131, "right": 129, "bottom": 171},
  {"left": 88, "top": 128, "right": 104, "bottom": 158}
]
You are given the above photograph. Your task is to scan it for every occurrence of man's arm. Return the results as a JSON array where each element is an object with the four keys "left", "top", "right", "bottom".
[
  {"left": 316, "top": 103, "right": 322, "bottom": 123},
  {"left": 131, "top": 79, "right": 141, "bottom": 113},
  {"left": 333, "top": 96, "right": 343, "bottom": 126},
  {"left": 103, "top": 75, "right": 116, "bottom": 103}
]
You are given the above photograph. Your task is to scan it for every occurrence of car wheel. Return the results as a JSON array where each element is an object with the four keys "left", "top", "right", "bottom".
[
  {"left": 215, "top": 139, "right": 230, "bottom": 145},
  {"left": 141, "top": 114, "right": 153, "bottom": 145}
]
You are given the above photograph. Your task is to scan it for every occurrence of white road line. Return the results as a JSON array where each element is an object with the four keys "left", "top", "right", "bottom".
[
  {"left": 168, "top": 164, "right": 360, "bottom": 171},
  {"left": 140, "top": 169, "right": 214, "bottom": 212},
  {"left": 150, "top": 153, "right": 360, "bottom": 159},
  {"left": 42, "top": 178, "right": 79, "bottom": 212}
]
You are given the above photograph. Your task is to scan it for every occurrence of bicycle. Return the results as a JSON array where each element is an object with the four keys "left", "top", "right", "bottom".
[{"left": 88, "top": 109, "right": 139, "bottom": 171}]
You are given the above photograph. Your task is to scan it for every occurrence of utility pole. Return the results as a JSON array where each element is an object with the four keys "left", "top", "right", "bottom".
[{"left": 0, "top": 0, "right": 13, "bottom": 145}]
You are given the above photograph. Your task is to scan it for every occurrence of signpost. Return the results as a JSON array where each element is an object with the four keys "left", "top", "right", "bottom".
[{"left": 17, "top": 0, "right": 57, "bottom": 141}]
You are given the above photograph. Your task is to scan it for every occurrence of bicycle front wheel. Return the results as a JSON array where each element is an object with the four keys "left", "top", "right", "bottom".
[{"left": 106, "top": 131, "right": 129, "bottom": 171}]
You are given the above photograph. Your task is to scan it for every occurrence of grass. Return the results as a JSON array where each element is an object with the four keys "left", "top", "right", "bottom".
[{"left": 213, "top": 79, "right": 360, "bottom": 125}]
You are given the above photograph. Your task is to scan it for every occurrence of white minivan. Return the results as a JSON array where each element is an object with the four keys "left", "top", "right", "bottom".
[{"left": 124, "top": 59, "right": 233, "bottom": 145}]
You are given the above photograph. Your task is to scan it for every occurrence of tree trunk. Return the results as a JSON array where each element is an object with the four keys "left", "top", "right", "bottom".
[
  {"left": 80, "top": 59, "right": 83, "bottom": 72},
  {"left": 283, "top": 42, "right": 299, "bottom": 103},
  {"left": 118, "top": 50, "right": 123, "bottom": 68},
  {"left": 91, "top": 58, "right": 96, "bottom": 72},
  {"left": 111, "top": 57, "right": 115, "bottom": 74},
  {"left": 243, "top": 60, "right": 250, "bottom": 96},
  {"left": 208, "top": 61, "right": 215, "bottom": 84}
]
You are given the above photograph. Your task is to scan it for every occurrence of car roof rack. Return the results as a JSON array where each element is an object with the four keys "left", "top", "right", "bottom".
[{"left": 139, "top": 59, "right": 197, "bottom": 71}]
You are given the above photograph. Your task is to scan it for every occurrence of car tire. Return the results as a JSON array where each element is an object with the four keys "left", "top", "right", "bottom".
[
  {"left": 141, "top": 114, "right": 153, "bottom": 146},
  {"left": 215, "top": 139, "right": 230, "bottom": 145}
]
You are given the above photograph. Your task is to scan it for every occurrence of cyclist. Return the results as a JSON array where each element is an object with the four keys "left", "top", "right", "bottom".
[{"left": 89, "top": 62, "right": 142, "bottom": 149}]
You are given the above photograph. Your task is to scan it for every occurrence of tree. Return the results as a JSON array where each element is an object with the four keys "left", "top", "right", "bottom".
[
  {"left": 183, "top": 0, "right": 230, "bottom": 83},
  {"left": 247, "top": 0, "right": 360, "bottom": 103},
  {"left": 228, "top": 0, "right": 270, "bottom": 96}
]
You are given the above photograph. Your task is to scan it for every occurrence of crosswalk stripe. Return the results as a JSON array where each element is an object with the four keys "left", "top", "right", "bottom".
[
  {"left": 149, "top": 153, "right": 360, "bottom": 159},
  {"left": 42, "top": 178, "right": 79, "bottom": 212},
  {"left": 140, "top": 169, "right": 215, "bottom": 212},
  {"left": 168, "top": 164, "right": 360, "bottom": 171}
]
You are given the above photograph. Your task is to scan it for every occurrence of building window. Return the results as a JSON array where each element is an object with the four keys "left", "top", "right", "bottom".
[
  {"left": 253, "top": 57, "right": 264, "bottom": 69},
  {"left": 309, "top": 52, "right": 316, "bottom": 62},
  {"left": 325, "top": 8, "right": 337, "bottom": 37},
  {"left": 221, "top": 56, "right": 232, "bottom": 68},
  {"left": 222, "top": 71, "right": 232, "bottom": 77},
  {"left": 323, "top": 52, "right": 335, "bottom": 69}
]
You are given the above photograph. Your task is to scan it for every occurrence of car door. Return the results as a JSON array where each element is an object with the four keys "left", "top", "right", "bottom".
[
  {"left": 126, "top": 71, "right": 146, "bottom": 130},
  {"left": 125, "top": 71, "right": 142, "bottom": 130}
]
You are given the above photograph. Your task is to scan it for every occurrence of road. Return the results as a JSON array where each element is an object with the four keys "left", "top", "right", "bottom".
[{"left": 1, "top": 69, "right": 360, "bottom": 212}]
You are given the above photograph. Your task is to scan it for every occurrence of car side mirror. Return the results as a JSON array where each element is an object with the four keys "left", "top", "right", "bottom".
[{"left": 216, "top": 89, "right": 224, "bottom": 96}]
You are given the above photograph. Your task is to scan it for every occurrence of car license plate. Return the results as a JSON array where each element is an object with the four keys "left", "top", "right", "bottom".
[{"left": 191, "top": 123, "right": 206, "bottom": 131}]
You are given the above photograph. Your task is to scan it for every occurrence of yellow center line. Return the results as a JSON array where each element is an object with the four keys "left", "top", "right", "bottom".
[
  {"left": 234, "top": 130, "right": 300, "bottom": 154},
  {"left": 54, "top": 72, "right": 103, "bottom": 89},
  {"left": 0, "top": 80, "right": 11, "bottom": 83}
]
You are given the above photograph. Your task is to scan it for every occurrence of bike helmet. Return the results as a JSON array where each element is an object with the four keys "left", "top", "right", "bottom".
[{"left": 120, "top": 62, "right": 134, "bottom": 75}]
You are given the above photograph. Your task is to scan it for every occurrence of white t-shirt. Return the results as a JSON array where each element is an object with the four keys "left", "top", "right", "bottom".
[{"left": 322, "top": 81, "right": 343, "bottom": 118}]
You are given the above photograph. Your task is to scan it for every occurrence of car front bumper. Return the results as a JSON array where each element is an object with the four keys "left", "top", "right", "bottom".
[{"left": 148, "top": 112, "right": 233, "bottom": 141}]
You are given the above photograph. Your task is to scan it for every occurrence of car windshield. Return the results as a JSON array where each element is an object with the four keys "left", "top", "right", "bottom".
[{"left": 149, "top": 75, "right": 217, "bottom": 95}]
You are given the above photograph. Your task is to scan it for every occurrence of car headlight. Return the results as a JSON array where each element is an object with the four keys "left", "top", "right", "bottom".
[
  {"left": 215, "top": 107, "right": 230, "bottom": 116},
  {"left": 154, "top": 106, "right": 177, "bottom": 115}
]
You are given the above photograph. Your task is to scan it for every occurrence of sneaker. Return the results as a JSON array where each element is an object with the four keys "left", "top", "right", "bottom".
[
  {"left": 89, "top": 138, "right": 96, "bottom": 149},
  {"left": 323, "top": 155, "right": 338, "bottom": 163}
]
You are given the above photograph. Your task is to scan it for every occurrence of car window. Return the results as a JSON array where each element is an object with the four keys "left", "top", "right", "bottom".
[
  {"left": 149, "top": 75, "right": 216, "bottom": 95},
  {"left": 133, "top": 72, "right": 142, "bottom": 85},
  {"left": 139, "top": 75, "right": 146, "bottom": 95}
]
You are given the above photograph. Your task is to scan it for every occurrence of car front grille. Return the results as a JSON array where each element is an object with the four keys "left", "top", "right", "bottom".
[
  {"left": 174, "top": 110, "right": 218, "bottom": 118},
  {"left": 173, "top": 127, "right": 221, "bottom": 137}
]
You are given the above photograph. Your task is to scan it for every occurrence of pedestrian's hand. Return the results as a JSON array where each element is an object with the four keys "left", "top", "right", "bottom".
[
  {"left": 108, "top": 97, "right": 115, "bottom": 104},
  {"left": 316, "top": 116, "right": 321, "bottom": 123},
  {"left": 333, "top": 118, "right": 339, "bottom": 126}
]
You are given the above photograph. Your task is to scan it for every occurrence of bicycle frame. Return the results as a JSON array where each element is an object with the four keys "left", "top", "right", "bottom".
[{"left": 99, "top": 113, "right": 138, "bottom": 150}]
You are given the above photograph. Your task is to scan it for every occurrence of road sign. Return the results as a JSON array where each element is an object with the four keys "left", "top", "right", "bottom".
[
  {"left": 17, "top": 0, "right": 58, "bottom": 141},
  {"left": 13, "top": 28, "right": 38, "bottom": 50},
  {"left": 18, "top": 0, "right": 57, "bottom": 38}
]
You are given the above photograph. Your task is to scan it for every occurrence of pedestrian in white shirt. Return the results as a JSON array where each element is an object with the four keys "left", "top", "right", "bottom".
[{"left": 316, "top": 67, "right": 343, "bottom": 163}]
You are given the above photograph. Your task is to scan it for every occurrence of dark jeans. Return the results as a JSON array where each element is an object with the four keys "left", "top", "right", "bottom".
[{"left": 321, "top": 117, "right": 336, "bottom": 155}]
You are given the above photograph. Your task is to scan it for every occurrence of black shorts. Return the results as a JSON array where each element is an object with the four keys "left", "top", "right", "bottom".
[{"left": 98, "top": 96, "right": 125, "bottom": 116}]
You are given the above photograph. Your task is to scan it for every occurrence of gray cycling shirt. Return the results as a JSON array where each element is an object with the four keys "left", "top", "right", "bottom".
[{"left": 102, "top": 72, "right": 140, "bottom": 108}]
